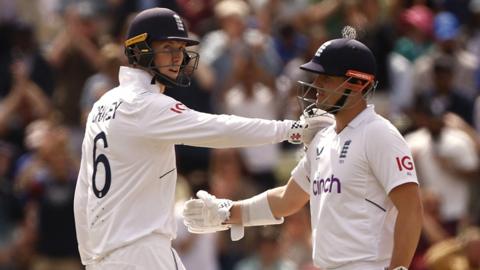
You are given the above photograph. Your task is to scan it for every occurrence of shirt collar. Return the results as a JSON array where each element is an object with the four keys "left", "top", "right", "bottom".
[
  {"left": 347, "top": 104, "right": 375, "bottom": 129},
  {"left": 118, "top": 66, "right": 161, "bottom": 93}
]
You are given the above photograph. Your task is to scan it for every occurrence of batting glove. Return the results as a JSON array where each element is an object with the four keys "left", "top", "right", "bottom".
[
  {"left": 183, "top": 190, "right": 232, "bottom": 234},
  {"left": 288, "top": 110, "right": 335, "bottom": 145},
  {"left": 302, "top": 112, "right": 335, "bottom": 146}
]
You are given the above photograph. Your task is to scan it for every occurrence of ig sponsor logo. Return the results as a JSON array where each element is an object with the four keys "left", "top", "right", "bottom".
[{"left": 395, "top": 156, "right": 414, "bottom": 172}]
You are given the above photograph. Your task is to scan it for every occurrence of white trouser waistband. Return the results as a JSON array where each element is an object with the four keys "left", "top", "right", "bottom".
[{"left": 91, "top": 233, "right": 172, "bottom": 264}]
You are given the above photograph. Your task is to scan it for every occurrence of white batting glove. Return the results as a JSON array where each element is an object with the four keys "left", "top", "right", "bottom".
[
  {"left": 183, "top": 190, "right": 232, "bottom": 234},
  {"left": 288, "top": 110, "right": 335, "bottom": 145},
  {"left": 302, "top": 112, "right": 335, "bottom": 146}
]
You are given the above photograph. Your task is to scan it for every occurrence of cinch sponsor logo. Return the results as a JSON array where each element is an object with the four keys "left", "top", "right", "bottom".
[{"left": 312, "top": 174, "right": 341, "bottom": 195}]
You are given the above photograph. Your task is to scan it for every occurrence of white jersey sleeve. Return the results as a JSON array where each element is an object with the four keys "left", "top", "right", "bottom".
[
  {"left": 138, "top": 94, "right": 293, "bottom": 147},
  {"left": 291, "top": 154, "right": 311, "bottom": 193},
  {"left": 365, "top": 119, "right": 418, "bottom": 193}
]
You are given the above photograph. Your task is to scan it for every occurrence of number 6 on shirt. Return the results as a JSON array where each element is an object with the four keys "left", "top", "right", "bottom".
[{"left": 92, "top": 131, "right": 111, "bottom": 198}]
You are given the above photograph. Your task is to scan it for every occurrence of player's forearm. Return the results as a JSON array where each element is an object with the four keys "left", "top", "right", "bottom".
[
  {"left": 389, "top": 200, "right": 423, "bottom": 269},
  {"left": 267, "top": 186, "right": 303, "bottom": 218},
  {"left": 172, "top": 113, "right": 293, "bottom": 147},
  {"left": 227, "top": 183, "right": 306, "bottom": 225}
]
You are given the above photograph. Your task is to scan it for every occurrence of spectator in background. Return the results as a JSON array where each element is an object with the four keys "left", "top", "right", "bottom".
[
  {"left": 0, "top": 142, "right": 17, "bottom": 269},
  {"left": 388, "top": 5, "right": 434, "bottom": 116},
  {"left": 0, "top": 22, "right": 53, "bottom": 150},
  {"left": 176, "top": 0, "right": 215, "bottom": 36},
  {"left": 406, "top": 97, "right": 477, "bottom": 243},
  {"left": 47, "top": 1, "right": 102, "bottom": 127},
  {"left": 417, "top": 55, "right": 475, "bottom": 125},
  {"left": 234, "top": 226, "right": 296, "bottom": 270},
  {"left": 405, "top": 98, "right": 479, "bottom": 270},
  {"left": 273, "top": 22, "right": 308, "bottom": 66},
  {"left": 424, "top": 226, "right": 480, "bottom": 270},
  {"left": 413, "top": 11, "right": 478, "bottom": 100},
  {"left": 80, "top": 42, "right": 125, "bottom": 126},
  {"left": 14, "top": 119, "right": 81, "bottom": 270},
  {"left": 441, "top": 112, "right": 480, "bottom": 229},
  {"left": 0, "top": 141, "right": 34, "bottom": 270},
  {"left": 355, "top": 0, "right": 396, "bottom": 92},
  {"left": 466, "top": 0, "right": 480, "bottom": 64},
  {"left": 0, "top": 22, "right": 54, "bottom": 97},
  {"left": 199, "top": 0, "right": 281, "bottom": 112},
  {"left": 0, "top": 58, "right": 52, "bottom": 151},
  {"left": 223, "top": 53, "right": 282, "bottom": 190}
]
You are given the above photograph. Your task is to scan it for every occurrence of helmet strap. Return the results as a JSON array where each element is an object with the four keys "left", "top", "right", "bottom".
[
  {"left": 149, "top": 67, "right": 182, "bottom": 87},
  {"left": 328, "top": 89, "right": 351, "bottom": 115}
]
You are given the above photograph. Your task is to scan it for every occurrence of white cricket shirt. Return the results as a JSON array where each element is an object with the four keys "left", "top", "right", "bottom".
[
  {"left": 292, "top": 105, "right": 418, "bottom": 269},
  {"left": 74, "top": 66, "right": 294, "bottom": 265}
]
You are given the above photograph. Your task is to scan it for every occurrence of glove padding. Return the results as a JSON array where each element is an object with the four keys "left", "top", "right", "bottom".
[
  {"left": 288, "top": 110, "right": 335, "bottom": 145},
  {"left": 183, "top": 190, "right": 232, "bottom": 235},
  {"left": 302, "top": 112, "right": 335, "bottom": 146}
]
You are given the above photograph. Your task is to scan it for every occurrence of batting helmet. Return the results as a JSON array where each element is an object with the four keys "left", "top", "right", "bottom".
[
  {"left": 297, "top": 38, "right": 378, "bottom": 115},
  {"left": 124, "top": 8, "right": 200, "bottom": 88}
]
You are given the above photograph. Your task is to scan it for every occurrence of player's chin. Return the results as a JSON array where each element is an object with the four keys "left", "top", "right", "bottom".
[{"left": 163, "top": 70, "right": 179, "bottom": 80}]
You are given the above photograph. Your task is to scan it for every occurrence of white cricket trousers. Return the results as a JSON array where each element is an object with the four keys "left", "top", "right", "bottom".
[
  {"left": 85, "top": 234, "right": 185, "bottom": 270},
  {"left": 326, "top": 259, "right": 390, "bottom": 270}
]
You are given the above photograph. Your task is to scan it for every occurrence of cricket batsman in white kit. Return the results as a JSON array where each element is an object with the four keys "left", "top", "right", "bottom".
[
  {"left": 73, "top": 7, "right": 332, "bottom": 270},
  {"left": 183, "top": 34, "right": 424, "bottom": 270}
]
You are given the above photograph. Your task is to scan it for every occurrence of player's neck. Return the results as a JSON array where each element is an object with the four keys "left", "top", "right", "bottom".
[
  {"left": 334, "top": 102, "right": 367, "bottom": 133},
  {"left": 152, "top": 75, "right": 166, "bottom": 93},
  {"left": 158, "top": 83, "right": 166, "bottom": 93}
]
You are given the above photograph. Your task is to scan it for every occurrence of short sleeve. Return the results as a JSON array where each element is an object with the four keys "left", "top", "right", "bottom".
[
  {"left": 291, "top": 154, "right": 311, "bottom": 194},
  {"left": 365, "top": 120, "right": 418, "bottom": 194}
]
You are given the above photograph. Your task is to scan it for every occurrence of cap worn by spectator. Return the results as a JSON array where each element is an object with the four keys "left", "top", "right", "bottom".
[
  {"left": 433, "top": 12, "right": 459, "bottom": 41},
  {"left": 401, "top": 5, "right": 434, "bottom": 36}
]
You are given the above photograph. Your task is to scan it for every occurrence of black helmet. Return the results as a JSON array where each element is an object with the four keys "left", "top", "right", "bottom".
[
  {"left": 297, "top": 38, "right": 378, "bottom": 115},
  {"left": 124, "top": 8, "right": 200, "bottom": 88},
  {"left": 300, "top": 38, "right": 376, "bottom": 78}
]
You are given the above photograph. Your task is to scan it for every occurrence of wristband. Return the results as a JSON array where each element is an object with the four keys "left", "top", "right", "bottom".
[
  {"left": 240, "top": 191, "right": 284, "bottom": 226},
  {"left": 229, "top": 191, "right": 284, "bottom": 241}
]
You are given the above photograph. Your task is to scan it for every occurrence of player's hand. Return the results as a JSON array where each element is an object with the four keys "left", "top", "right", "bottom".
[
  {"left": 302, "top": 111, "right": 335, "bottom": 145},
  {"left": 288, "top": 110, "right": 335, "bottom": 145},
  {"left": 183, "top": 190, "right": 232, "bottom": 234}
]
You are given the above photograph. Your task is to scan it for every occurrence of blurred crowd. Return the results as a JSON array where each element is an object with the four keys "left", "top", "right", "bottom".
[{"left": 0, "top": 0, "right": 480, "bottom": 269}]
